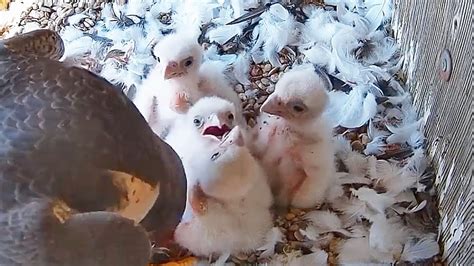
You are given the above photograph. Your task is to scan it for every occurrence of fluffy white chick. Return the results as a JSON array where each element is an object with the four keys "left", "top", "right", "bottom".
[
  {"left": 174, "top": 126, "right": 273, "bottom": 260},
  {"left": 251, "top": 64, "right": 336, "bottom": 209},
  {"left": 165, "top": 96, "right": 245, "bottom": 161},
  {"left": 133, "top": 32, "right": 203, "bottom": 137},
  {"left": 133, "top": 31, "right": 242, "bottom": 137}
]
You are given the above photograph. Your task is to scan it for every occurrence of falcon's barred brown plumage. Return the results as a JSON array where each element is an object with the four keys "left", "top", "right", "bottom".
[{"left": 0, "top": 29, "right": 187, "bottom": 266}]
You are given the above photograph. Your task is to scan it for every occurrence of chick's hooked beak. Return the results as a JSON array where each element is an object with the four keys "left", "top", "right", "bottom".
[
  {"left": 164, "top": 60, "right": 187, "bottom": 80},
  {"left": 202, "top": 113, "right": 232, "bottom": 139},
  {"left": 260, "top": 95, "right": 287, "bottom": 117}
]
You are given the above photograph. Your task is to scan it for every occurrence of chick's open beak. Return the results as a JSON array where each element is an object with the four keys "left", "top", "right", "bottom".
[
  {"left": 202, "top": 114, "right": 232, "bottom": 139},
  {"left": 164, "top": 61, "right": 186, "bottom": 80},
  {"left": 260, "top": 95, "right": 286, "bottom": 117}
]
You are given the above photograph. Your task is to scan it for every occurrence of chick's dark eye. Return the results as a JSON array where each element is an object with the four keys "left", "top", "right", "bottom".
[
  {"left": 228, "top": 113, "right": 234, "bottom": 120},
  {"left": 193, "top": 116, "right": 203, "bottom": 128},
  {"left": 184, "top": 59, "right": 193, "bottom": 67},
  {"left": 211, "top": 152, "right": 220, "bottom": 161},
  {"left": 292, "top": 104, "right": 305, "bottom": 113}
]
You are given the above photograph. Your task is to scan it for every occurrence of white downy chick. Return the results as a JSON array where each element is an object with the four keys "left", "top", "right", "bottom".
[
  {"left": 174, "top": 126, "right": 273, "bottom": 259},
  {"left": 133, "top": 32, "right": 204, "bottom": 137},
  {"left": 251, "top": 63, "right": 336, "bottom": 209},
  {"left": 133, "top": 31, "right": 242, "bottom": 137},
  {"left": 165, "top": 96, "right": 245, "bottom": 161}
]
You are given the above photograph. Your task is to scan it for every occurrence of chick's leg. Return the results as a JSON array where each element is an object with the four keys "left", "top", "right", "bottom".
[
  {"left": 287, "top": 168, "right": 309, "bottom": 206},
  {"left": 189, "top": 183, "right": 208, "bottom": 216},
  {"left": 290, "top": 165, "right": 331, "bottom": 209},
  {"left": 0, "top": 199, "right": 151, "bottom": 266}
]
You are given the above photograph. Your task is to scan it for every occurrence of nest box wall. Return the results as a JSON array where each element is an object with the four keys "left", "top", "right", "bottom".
[{"left": 393, "top": 0, "right": 472, "bottom": 264}]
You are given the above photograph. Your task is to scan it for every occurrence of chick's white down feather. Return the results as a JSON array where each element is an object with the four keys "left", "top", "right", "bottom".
[
  {"left": 174, "top": 126, "right": 273, "bottom": 257},
  {"left": 252, "top": 64, "right": 336, "bottom": 208}
]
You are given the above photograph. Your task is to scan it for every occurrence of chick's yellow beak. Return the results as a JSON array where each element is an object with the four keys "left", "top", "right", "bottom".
[{"left": 260, "top": 95, "right": 286, "bottom": 117}]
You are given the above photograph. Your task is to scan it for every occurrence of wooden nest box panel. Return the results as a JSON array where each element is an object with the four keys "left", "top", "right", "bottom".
[{"left": 393, "top": 0, "right": 472, "bottom": 264}]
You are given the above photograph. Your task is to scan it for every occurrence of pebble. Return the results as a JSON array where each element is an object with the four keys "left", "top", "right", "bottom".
[
  {"left": 247, "top": 98, "right": 256, "bottom": 106},
  {"left": 253, "top": 103, "right": 261, "bottom": 111},
  {"left": 238, "top": 93, "right": 247, "bottom": 101},
  {"left": 351, "top": 140, "right": 365, "bottom": 152},
  {"left": 248, "top": 254, "right": 257, "bottom": 263},
  {"left": 328, "top": 236, "right": 340, "bottom": 252},
  {"left": 257, "top": 95, "right": 268, "bottom": 104},
  {"left": 360, "top": 133, "right": 369, "bottom": 145},
  {"left": 261, "top": 78, "right": 270, "bottom": 86},
  {"left": 234, "top": 253, "right": 248, "bottom": 261},
  {"left": 250, "top": 65, "right": 263, "bottom": 76},
  {"left": 289, "top": 224, "right": 299, "bottom": 231},
  {"left": 268, "top": 67, "right": 279, "bottom": 76},
  {"left": 234, "top": 84, "right": 244, "bottom": 93},
  {"left": 294, "top": 230, "right": 305, "bottom": 241},
  {"left": 290, "top": 208, "right": 305, "bottom": 216},
  {"left": 43, "top": 0, "right": 53, "bottom": 8},
  {"left": 83, "top": 18, "right": 95, "bottom": 28},
  {"left": 7, "top": 0, "right": 107, "bottom": 37},
  {"left": 265, "top": 84, "right": 275, "bottom": 94},
  {"left": 263, "top": 63, "right": 272, "bottom": 73},
  {"left": 344, "top": 131, "right": 358, "bottom": 141},
  {"left": 285, "top": 213, "right": 296, "bottom": 221},
  {"left": 29, "top": 10, "right": 41, "bottom": 19},
  {"left": 270, "top": 73, "right": 279, "bottom": 83}
]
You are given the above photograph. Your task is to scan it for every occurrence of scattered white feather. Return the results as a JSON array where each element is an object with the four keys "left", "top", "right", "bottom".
[
  {"left": 337, "top": 237, "right": 394, "bottom": 264},
  {"left": 364, "top": 135, "right": 387, "bottom": 155},
  {"left": 342, "top": 151, "right": 370, "bottom": 177},
  {"left": 405, "top": 200, "right": 427, "bottom": 213},
  {"left": 333, "top": 86, "right": 378, "bottom": 128},
  {"left": 332, "top": 197, "right": 374, "bottom": 223},
  {"left": 305, "top": 210, "right": 342, "bottom": 232},
  {"left": 301, "top": 6, "right": 340, "bottom": 45},
  {"left": 231, "top": 53, "right": 251, "bottom": 86},
  {"left": 207, "top": 24, "right": 243, "bottom": 45},
  {"left": 299, "top": 226, "right": 320, "bottom": 241},
  {"left": 401, "top": 235, "right": 440, "bottom": 262},
  {"left": 288, "top": 249, "right": 328, "bottom": 266},
  {"left": 373, "top": 159, "right": 417, "bottom": 194},
  {"left": 251, "top": 3, "right": 301, "bottom": 66},
  {"left": 369, "top": 214, "right": 408, "bottom": 255},
  {"left": 351, "top": 187, "right": 395, "bottom": 214},
  {"left": 258, "top": 227, "right": 284, "bottom": 258},
  {"left": 363, "top": 0, "right": 393, "bottom": 32},
  {"left": 268, "top": 250, "right": 302, "bottom": 266},
  {"left": 301, "top": 43, "right": 337, "bottom": 73}
]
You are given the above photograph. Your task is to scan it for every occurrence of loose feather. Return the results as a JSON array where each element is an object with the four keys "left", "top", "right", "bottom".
[{"left": 258, "top": 227, "right": 284, "bottom": 258}]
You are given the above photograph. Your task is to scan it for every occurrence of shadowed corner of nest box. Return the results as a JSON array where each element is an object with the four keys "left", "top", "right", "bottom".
[{"left": 0, "top": 0, "right": 10, "bottom": 11}]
